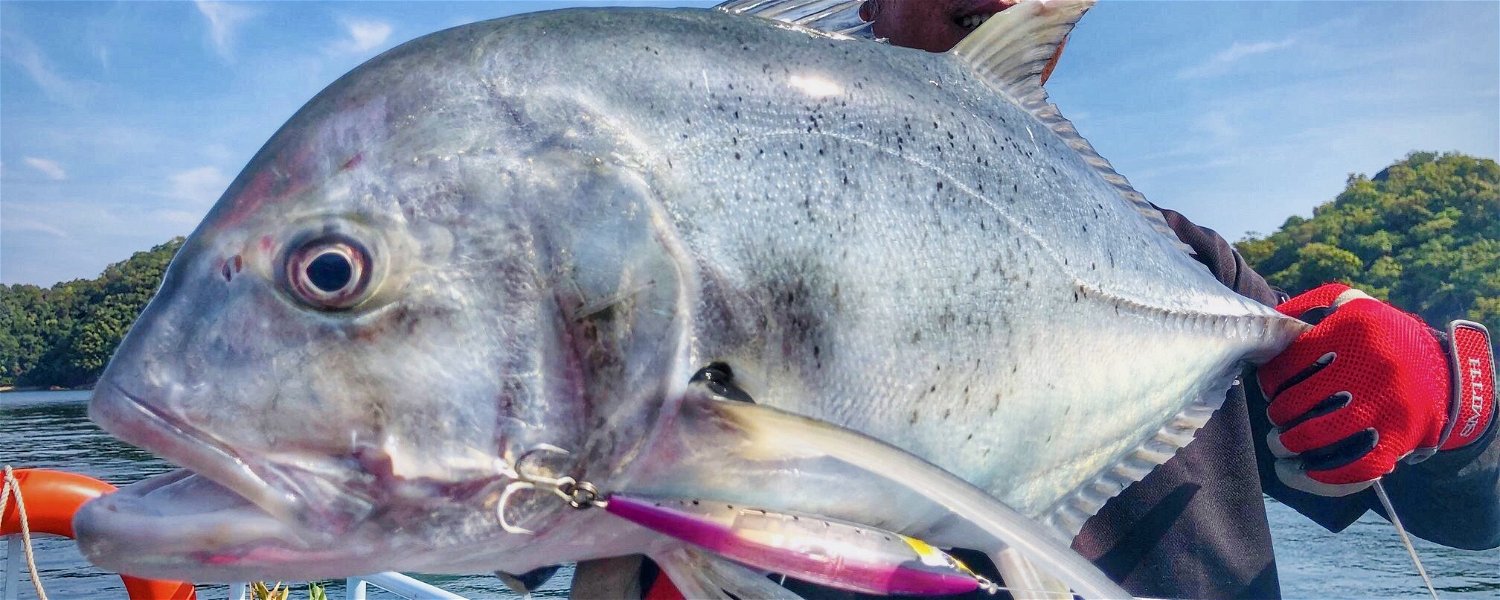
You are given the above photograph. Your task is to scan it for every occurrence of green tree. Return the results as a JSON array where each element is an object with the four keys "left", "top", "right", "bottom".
[
  {"left": 0, "top": 284, "right": 49, "bottom": 385},
  {"left": 1, "top": 238, "right": 182, "bottom": 388},
  {"left": 1237, "top": 152, "right": 1499, "bottom": 355}
]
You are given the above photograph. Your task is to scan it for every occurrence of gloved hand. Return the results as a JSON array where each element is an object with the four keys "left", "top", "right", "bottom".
[{"left": 1256, "top": 283, "right": 1496, "bottom": 497}]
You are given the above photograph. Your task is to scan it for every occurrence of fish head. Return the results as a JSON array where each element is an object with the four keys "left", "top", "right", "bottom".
[{"left": 76, "top": 17, "right": 694, "bottom": 582}]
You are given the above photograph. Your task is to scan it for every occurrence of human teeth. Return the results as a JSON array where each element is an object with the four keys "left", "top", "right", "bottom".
[{"left": 961, "top": 14, "right": 992, "bottom": 30}]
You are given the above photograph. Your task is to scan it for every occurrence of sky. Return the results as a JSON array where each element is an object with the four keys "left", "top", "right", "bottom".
[{"left": 2, "top": 1, "right": 1496, "bottom": 286}]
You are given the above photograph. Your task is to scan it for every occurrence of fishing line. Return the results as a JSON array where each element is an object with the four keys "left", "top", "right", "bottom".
[{"left": 1371, "top": 480, "right": 1437, "bottom": 600}]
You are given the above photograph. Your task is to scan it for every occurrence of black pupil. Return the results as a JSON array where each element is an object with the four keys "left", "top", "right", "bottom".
[{"left": 306, "top": 251, "right": 353, "bottom": 293}]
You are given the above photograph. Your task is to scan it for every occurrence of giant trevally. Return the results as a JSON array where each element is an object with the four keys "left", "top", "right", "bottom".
[{"left": 74, "top": 0, "right": 1307, "bottom": 594}]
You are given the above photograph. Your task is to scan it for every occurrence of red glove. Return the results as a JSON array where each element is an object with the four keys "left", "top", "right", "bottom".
[{"left": 1257, "top": 283, "right": 1496, "bottom": 497}]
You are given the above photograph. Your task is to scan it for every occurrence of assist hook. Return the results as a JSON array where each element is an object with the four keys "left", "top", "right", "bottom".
[{"left": 496, "top": 444, "right": 604, "bottom": 535}]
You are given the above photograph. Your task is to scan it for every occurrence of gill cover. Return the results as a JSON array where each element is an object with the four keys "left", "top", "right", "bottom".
[{"left": 530, "top": 149, "right": 697, "bottom": 487}]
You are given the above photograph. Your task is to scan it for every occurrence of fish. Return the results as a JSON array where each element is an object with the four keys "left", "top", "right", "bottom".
[
  {"left": 74, "top": 0, "right": 1308, "bottom": 594},
  {"left": 600, "top": 492, "right": 994, "bottom": 596}
]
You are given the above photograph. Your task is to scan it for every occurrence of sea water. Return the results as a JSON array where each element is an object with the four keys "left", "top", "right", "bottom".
[{"left": 2, "top": 391, "right": 1495, "bottom": 599}]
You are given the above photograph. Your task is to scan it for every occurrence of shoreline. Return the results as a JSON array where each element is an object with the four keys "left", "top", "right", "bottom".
[{"left": 0, "top": 384, "right": 94, "bottom": 393}]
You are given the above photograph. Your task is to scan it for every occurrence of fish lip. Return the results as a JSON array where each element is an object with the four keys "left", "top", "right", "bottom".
[{"left": 88, "top": 380, "right": 305, "bottom": 528}]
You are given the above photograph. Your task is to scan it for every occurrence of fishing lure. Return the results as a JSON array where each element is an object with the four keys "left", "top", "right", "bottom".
[{"left": 603, "top": 493, "right": 997, "bottom": 596}]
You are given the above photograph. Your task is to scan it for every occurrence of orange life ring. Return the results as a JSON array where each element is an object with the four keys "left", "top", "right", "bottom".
[{"left": 2, "top": 468, "right": 196, "bottom": 600}]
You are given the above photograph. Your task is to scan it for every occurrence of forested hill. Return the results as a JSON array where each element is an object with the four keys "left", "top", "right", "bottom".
[
  {"left": 1236, "top": 152, "right": 1499, "bottom": 347},
  {"left": 2, "top": 152, "right": 1497, "bottom": 389},
  {"left": 1, "top": 239, "right": 182, "bottom": 388}
]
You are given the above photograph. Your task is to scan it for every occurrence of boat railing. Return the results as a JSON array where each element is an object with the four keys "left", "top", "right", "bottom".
[
  {"left": 227, "top": 573, "right": 469, "bottom": 600},
  {"left": 4, "top": 535, "right": 467, "bottom": 600},
  {"left": 3, "top": 537, "right": 21, "bottom": 600}
]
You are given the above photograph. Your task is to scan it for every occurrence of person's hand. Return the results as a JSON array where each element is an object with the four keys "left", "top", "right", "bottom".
[{"left": 1256, "top": 283, "right": 1495, "bottom": 496}]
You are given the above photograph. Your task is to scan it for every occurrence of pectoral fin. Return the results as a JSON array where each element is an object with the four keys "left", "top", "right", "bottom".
[
  {"left": 604, "top": 493, "right": 987, "bottom": 596},
  {"left": 614, "top": 391, "right": 1131, "bottom": 599}
]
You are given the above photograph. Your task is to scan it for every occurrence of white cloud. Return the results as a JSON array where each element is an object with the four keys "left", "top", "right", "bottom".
[
  {"left": 331, "top": 18, "right": 393, "bottom": 54},
  {"left": 0, "top": 32, "right": 86, "bottom": 105},
  {"left": 1177, "top": 38, "right": 1297, "bottom": 79},
  {"left": 169, "top": 166, "right": 231, "bottom": 205},
  {"left": 1193, "top": 110, "right": 1239, "bottom": 145},
  {"left": 195, "top": 1, "right": 258, "bottom": 61},
  {"left": 2, "top": 219, "right": 71, "bottom": 239},
  {"left": 23, "top": 157, "right": 67, "bottom": 181}
]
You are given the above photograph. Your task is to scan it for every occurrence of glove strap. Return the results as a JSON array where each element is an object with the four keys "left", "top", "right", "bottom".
[{"left": 1431, "top": 321, "right": 1496, "bottom": 454}]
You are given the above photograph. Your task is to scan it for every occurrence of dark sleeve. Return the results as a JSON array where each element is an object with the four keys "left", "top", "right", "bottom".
[{"left": 1156, "top": 206, "right": 1500, "bottom": 550}]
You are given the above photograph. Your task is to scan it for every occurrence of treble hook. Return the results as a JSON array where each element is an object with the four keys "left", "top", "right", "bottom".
[
  {"left": 498, "top": 480, "right": 539, "bottom": 535},
  {"left": 496, "top": 443, "right": 600, "bottom": 535}
]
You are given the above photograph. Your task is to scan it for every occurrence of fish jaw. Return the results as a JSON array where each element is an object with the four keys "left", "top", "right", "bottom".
[
  {"left": 78, "top": 365, "right": 625, "bottom": 581},
  {"left": 77, "top": 359, "right": 567, "bottom": 581},
  {"left": 77, "top": 385, "right": 376, "bottom": 580},
  {"left": 73, "top": 469, "right": 369, "bottom": 582}
]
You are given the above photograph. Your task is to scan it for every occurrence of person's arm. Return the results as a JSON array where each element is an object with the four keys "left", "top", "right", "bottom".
[{"left": 1157, "top": 207, "right": 1500, "bottom": 550}]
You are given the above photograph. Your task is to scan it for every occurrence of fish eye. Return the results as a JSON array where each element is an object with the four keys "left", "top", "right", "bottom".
[
  {"left": 690, "top": 362, "right": 755, "bottom": 403},
  {"left": 282, "top": 234, "right": 374, "bottom": 310}
]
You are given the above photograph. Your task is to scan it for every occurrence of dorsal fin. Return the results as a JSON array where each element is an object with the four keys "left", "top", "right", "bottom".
[
  {"left": 951, "top": 0, "right": 1192, "bottom": 253},
  {"left": 715, "top": 0, "right": 873, "bottom": 38},
  {"left": 949, "top": 0, "right": 1084, "bottom": 110}
]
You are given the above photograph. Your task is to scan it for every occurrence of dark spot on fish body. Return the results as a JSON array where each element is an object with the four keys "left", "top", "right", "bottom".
[{"left": 909, "top": 410, "right": 919, "bottom": 425}]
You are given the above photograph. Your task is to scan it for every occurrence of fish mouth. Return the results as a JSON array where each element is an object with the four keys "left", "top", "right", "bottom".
[
  {"left": 75, "top": 382, "right": 366, "bottom": 580},
  {"left": 86, "top": 381, "right": 303, "bottom": 523}
]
